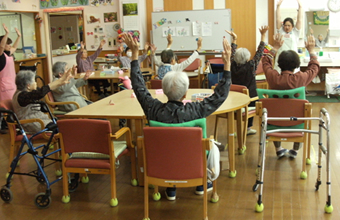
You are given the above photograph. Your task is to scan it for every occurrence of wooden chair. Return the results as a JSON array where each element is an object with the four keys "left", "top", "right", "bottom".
[
  {"left": 179, "top": 58, "right": 202, "bottom": 88},
  {"left": 255, "top": 59, "right": 268, "bottom": 89},
  {"left": 0, "top": 99, "right": 60, "bottom": 176},
  {"left": 212, "top": 84, "right": 258, "bottom": 154},
  {"left": 256, "top": 98, "right": 312, "bottom": 179},
  {"left": 138, "top": 127, "right": 214, "bottom": 220},
  {"left": 58, "top": 119, "right": 137, "bottom": 206},
  {"left": 146, "top": 79, "right": 162, "bottom": 89},
  {"left": 44, "top": 91, "right": 80, "bottom": 118}
]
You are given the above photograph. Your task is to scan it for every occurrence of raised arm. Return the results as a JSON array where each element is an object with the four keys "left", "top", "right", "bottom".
[
  {"left": 262, "top": 33, "right": 284, "bottom": 74},
  {"left": 88, "top": 39, "right": 105, "bottom": 61},
  {"left": 10, "top": 28, "right": 21, "bottom": 55},
  {"left": 0, "top": 24, "right": 9, "bottom": 55},
  {"left": 252, "top": 26, "right": 269, "bottom": 64},
  {"left": 225, "top": 30, "right": 237, "bottom": 61},
  {"left": 166, "top": 34, "right": 173, "bottom": 49},
  {"left": 76, "top": 41, "right": 85, "bottom": 62},
  {"left": 174, "top": 37, "right": 202, "bottom": 70},
  {"left": 276, "top": 0, "right": 284, "bottom": 30},
  {"left": 150, "top": 43, "right": 163, "bottom": 66},
  {"left": 295, "top": 0, "right": 303, "bottom": 30},
  {"left": 324, "top": 28, "right": 329, "bottom": 43}
]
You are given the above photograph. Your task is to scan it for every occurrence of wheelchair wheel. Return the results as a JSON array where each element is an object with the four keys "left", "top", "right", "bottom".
[
  {"left": 36, "top": 174, "right": 46, "bottom": 183},
  {"left": 0, "top": 186, "right": 13, "bottom": 203},
  {"left": 68, "top": 174, "right": 80, "bottom": 193},
  {"left": 34, "top": 193, "right": 51, "bottom": 208}
]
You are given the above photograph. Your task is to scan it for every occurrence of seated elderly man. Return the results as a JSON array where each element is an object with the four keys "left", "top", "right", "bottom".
[
  {"left": 262, "top": 34, "right": 320, "bottom": 159},
  {"left": 122, "top": 33, "right": 231, "bottom": 200},
  {"left": 52, "top": 61, "right": 92, "bottom": 112}
]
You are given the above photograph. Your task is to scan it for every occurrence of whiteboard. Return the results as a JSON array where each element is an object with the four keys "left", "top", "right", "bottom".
[
  {"left": 151, "top": 9, "right": 232, "bottom": 51},
  {"left": 0, "top": 14, "right": 23, "bottom": 49}
]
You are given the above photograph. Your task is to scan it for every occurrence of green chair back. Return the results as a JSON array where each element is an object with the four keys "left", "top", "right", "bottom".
[
  {"left": 149, "top": 118, "right": 207, "bottom": 138},
  {"left": 257, "top": 87, "right": 306, "bottom": 100}
]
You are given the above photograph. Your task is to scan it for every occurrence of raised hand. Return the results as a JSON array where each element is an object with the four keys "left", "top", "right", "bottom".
[
  {"left": 100, "top": 39, "right": 106, "bottom": 47},
  {"left": 81, "top": 41, "right": 85, "bottom": 49},
  {"left": 60, "top": 68, "right": 73, "bottom": 85},
  {"left": 196, "top": 37, "right": 202, "bottom": 52},
  {"left": 144, "top": 42, "right": 150, "bottom": 51},
  {"left": 15, "top": 28, "right": 21, "bottom": 37},
  {"left": 222, "top": 38, "right": 231, "bottom": 71},
  {"left": 167, "top": 34, "right": 173, "bottom": 45},
  {"left": 225, "top": 30, "right": 237, "bottom": 40},
  {"left": 2, "top": 23, "right": 9, "bottom": 34},
  {"left": 273, "top": 33, "right": 284, "bottom": 50},
  {"left": 277, "top": 0, "right": 284, "bottom": 7},
  {"left": 71, "top": 65, "right": 77, "bottom": 76},
  {"left": 150, "top": 44, "right": 157, "bottom": 54},
  {"left": 310, "top": 28, "right": 314, "bottom": 35},
  {"left": 122, "top": 33, "right": 139, "bottom": 60},
  {"left": 259, "top": 26, "right": 269, "bottom": 35},
  {"left": 84, "top": 69, "right": 92, "bottom": 80},
  {"left": 305, "top": 35, "right": 315, "bottom": 54}
]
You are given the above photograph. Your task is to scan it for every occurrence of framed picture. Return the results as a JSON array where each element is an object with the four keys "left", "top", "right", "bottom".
[{"left": 104, "top": 12, "right": 117, "bottom": 23}]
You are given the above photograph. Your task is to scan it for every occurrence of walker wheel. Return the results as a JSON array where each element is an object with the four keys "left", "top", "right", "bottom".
[
  {"left": 255, "top": 202, "right": 264, "bottom": 212},
  {"left": 36, "top": 174, "right": 46, "bottom": 183},
  {"left": 325, "top": 204, "right": 333, "bottom": 214},
  {"left": 0, "top": 186, "right": 13, "bottom": 203},
  {"left": 68, "top": 177, "right": 79, "bottom": 193},
  {"left": 34, "top": 193, "right": 51, "bottom": 208},
  {"left": 252, "top": 184, "right": 259, "bottom": 192},
  {"left": 110, "top": 198, "right": 118, "bottom": 207}
]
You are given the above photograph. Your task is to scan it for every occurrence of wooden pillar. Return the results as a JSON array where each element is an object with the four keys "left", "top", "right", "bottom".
[
  {"left": 268, "top": 0, "right": 275, "bottom": 46},
  {"left": 204, "top": 0, "right": 214, "bottom": 9}
]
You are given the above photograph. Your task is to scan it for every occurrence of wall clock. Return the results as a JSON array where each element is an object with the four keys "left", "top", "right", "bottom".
[{"left": 328, "top": 0, "right": 340, "bottom": 12}]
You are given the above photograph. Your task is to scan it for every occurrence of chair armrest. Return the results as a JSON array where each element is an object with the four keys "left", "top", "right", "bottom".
[
  {"left": 17, "top": 118, "right": 53, "bottom": 140},
  {"left": 250, "top": 96, "right": 259, "bottom": 102},
  {"left": 111, "top": 127, "right": 134, "bottom": 149},
  {"left": 49, "top": 100, "right": 80, "bottom": 109},
  {"left": 81, "top": 94, "right": 88, "bottom": 100}
]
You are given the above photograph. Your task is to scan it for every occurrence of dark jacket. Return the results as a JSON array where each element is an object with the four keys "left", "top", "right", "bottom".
[{"left": 130, "top": 60, "right": 231, "bottom": 123}]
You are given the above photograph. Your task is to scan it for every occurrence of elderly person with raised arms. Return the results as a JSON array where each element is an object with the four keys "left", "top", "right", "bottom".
[
  {"left": 12, "top": 69, "right": 72, "bottom": 133},
  {"left": 52, "top": 61, "right": 92, "bottom": 113},
  {"left": 262, "top": 33, "right": 319, "bottom": 159},
  {"left": 122, "top": 32, "right": 231, "bottom": 200},
  {"left": 227, "top": 25, "right": 269, "bottom": 135}
]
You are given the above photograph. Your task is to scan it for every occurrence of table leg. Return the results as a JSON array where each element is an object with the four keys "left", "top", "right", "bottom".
[
  {"left": 227, "top": 111, "right": 236, "bottom": 178},
  {"left": 236, "top": 109, "right": 245, "bottom": 154}
]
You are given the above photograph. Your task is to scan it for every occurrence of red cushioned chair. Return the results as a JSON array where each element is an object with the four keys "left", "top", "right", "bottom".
[
  {"left": 58, "top": 119, "right": 137, "bottom": 207},
  {"left": 138, "top": 127, "right": 215, "bottom": 220}
]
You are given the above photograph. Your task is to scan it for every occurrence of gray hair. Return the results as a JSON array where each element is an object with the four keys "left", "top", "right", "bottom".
[
  {"left": 234, "top": 48, "right": 251, "bottom": 65},
  {"left": 16, "top": 70, "right": 35, "bottom": 91},
  {"left": 162, "top": 71, "right": 189, "bottom": 101},
  {"left": 52, "top": 61, "right": 67, "bottom": 78}
]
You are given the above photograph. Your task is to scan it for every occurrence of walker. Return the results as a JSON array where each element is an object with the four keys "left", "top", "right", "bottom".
[
  {"left": 253, "top": 108, "right": 333, "bottom": 214},
  {"left": 0, "top": 101, "right": 61, "bottom": 208}
]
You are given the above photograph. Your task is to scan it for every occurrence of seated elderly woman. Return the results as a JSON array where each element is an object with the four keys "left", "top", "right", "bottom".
[
  {"left": 12, "top": 70, "right": 71, "bottom": 133},
  {"left": 123, "top": 33, "right": 231, "bottom": 200},
  {"left": 52, "top": 61, "right": 92, "bottom": 113},
  {"left": 227, "top": 26, "right": 269, "bottom": 135}
]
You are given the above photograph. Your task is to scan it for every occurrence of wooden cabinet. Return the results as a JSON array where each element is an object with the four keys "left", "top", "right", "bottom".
[{"left": 15, "top": 57, "right": 48, "bottom": 87}]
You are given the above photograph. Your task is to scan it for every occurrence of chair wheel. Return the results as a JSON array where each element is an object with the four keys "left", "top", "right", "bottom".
[
  {"left": 34, "top": 193, "right": 51, "bottom": 209},
  {"left": 0, "top": 186, "right": 13, "bottom": 203}
]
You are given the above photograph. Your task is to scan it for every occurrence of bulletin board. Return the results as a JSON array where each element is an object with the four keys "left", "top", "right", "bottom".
[
  {"left": 0, "top": 14, "right": 23, "bottom": 49},
  {"left": 151, "top": 9, "right": 232, "bottom": 51}
]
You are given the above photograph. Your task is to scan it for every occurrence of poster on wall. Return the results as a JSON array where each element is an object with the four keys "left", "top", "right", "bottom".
[
  {"left": 87, "top": 14, "right": 100, "bottom": 24},
  {"left": 40, "top": 0, "right": 89, "bottom": 9},
  {"left": 122, "top": 2, "right": 139, "bottom": 30},
  {"left": 104, "top": 12, "right": 117, "bottom": 23}
]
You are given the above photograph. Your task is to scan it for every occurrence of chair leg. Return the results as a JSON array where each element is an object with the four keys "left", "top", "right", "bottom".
[
  {"left": 214, "top": 116, "right": 220, "bottom": 140},
  {"left": 144, "top": 178, "right": 149, "bottom": 220},
  {"left": 53, "top": 141, "right": 62, "bottom": 176},
  {"left": 210, "top": 180, "right": 219, "bottom": 203},
  {"left": 61, "top": 168, "right": 70, "bottom": 203},
  {"left": 110, "top": 167, "right": 118, "bottom": 207},
  {"left": 306, "top": 127, "right": 312, "bottom": 165},
  {"left": 129, "top": 147, "right": 138, "bottom": 186},
  {"left": 203, "top": 180, "right": 208, "bottom": 220}
]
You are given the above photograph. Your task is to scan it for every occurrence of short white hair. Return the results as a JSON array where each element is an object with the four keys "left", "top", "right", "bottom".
[
  {"left": 234, "top": 48, "right": 251, "bottom": 65},
  {"left": 162, "top": 71, "right": 189, "bottom": 101}
]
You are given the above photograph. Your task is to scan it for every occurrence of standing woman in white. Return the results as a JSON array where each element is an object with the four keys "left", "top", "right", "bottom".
[{"left": 275, "top": 0, "right": 303, "bottom": 72}]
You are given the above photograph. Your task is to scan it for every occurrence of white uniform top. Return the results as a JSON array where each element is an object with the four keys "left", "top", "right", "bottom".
[{"left": 274, "top": 26, "right": 300, "bottom": 73}]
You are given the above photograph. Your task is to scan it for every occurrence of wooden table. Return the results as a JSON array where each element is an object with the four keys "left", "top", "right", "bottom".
[
  {"left": 64, "top": 89, "right": 250, "bottom": 184},
  {"left": 75, "top": 68, "right": 153, "bottom": 95}
]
